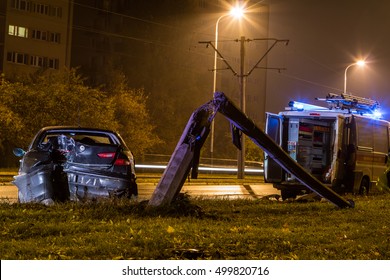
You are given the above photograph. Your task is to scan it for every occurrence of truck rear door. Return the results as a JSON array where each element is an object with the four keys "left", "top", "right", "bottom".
[{"left": 264, "top": 113, "right": 283, "bottom": 182}]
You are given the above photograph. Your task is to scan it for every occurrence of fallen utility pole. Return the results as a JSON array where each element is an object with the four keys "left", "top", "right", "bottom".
[
  {"left": 148, "top": 102, "right": 214, "bottom": 207},
  {"left": 148, "top": 92, "right": 355, "bottom": 209}
]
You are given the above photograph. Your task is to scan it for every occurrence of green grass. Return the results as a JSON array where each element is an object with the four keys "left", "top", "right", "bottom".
[{"left": 1, "top": 193, "right": 390, "bottom": 260}]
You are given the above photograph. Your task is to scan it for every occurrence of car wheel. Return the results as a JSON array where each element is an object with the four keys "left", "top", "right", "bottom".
[
  {"left": 125, "top": 183, "right": 138, "bottom": 199},
  {"left": 359, "top": 177, "right": 369, "bottom": 195}
]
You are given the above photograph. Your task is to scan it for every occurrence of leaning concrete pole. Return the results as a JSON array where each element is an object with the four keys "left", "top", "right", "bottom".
[{"left": 148, "top": 103, "right": 214, "bottom": 207}]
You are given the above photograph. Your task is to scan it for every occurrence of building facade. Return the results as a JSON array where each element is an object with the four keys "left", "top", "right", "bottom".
[
  {"left": 0, "top": 1, "right": 6, "bottom": 73},
  {"left": 1, "top": 0, "right": 73, "bottom": 78}
]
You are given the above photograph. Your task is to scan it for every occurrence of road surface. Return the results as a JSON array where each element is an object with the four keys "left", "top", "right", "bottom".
[{"left": 0, "top": 182, "right": 279, "bottom": 203}]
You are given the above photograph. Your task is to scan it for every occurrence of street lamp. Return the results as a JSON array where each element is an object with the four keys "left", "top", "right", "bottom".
[
  {"left": 210, "top": 5, "right": 245, "bottom": 163},
  {"left": 344, "top": 60, "right": 365, "bottom": 94}
]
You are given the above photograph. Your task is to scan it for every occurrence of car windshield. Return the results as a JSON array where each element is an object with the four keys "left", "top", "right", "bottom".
[{"left": 41, "top": 132, "right": 115, "bottom": 145}]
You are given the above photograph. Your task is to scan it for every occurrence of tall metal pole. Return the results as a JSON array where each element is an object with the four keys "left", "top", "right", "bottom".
[
  {"left": 237, "top": 36, "right": 246, "bottom": 179},
  {"left": 344, "top": 63, "right": 354, "bottom": 94},
  {"left": 211, "top": 15, "right": 227, "bottom": 164},
  {"left": 344, "top": 60, "right": 365, "bottom": 94}
]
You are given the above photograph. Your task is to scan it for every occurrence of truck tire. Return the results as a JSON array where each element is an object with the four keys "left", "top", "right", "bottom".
[
  {"left": 359, "top": 177, "right": 369, "bottom": 195},
  {"left": 387, "top": 172, "right": 390, "bottom": 188},
  {"left": 281, "top": 189, "right": 297, "bottom": 200}
]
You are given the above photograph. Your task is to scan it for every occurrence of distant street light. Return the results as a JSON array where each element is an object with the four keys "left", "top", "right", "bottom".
[
  {"left": 344, "top": 60, "right": 365, "bottom": 94},
  {"left": 210, "top": 5, "right": 245, "bottom": 163}
]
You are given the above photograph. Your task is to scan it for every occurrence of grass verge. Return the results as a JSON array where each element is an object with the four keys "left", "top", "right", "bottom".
[{"left": 1, "top": 194, "right": 389, "bottom": 260}]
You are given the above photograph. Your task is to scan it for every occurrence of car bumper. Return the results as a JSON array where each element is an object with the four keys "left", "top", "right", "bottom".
[
  {"left": 13, "top": 163, "right": 137, "bottom": 203},
  {"left": 65, "top": 165, "right": 137, "bottom": 200}
]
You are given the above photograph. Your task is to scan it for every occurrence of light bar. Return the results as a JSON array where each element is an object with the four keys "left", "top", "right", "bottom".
[{"left": 287, "top": 101, "right": 328, "bottom": 111}]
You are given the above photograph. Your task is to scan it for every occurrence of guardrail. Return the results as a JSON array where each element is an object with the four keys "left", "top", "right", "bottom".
[{"left": 135, "top": 164, "right": 263, "bottom": 174}]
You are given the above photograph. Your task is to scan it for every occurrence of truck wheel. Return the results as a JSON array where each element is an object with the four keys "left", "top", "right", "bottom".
[
  {"left": 387, "top": 172, "right": 390, "bottom": 188},
  {"left": 359, "top": 177, "right": 369, "bottom": 195},
  {"left": 281, "top": 189, "right": 297, "bottom": 200}
]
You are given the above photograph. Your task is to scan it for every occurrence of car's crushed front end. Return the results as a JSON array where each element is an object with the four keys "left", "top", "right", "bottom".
[{"left": 14, "top": 163, "right": 61, "bottom": 205}]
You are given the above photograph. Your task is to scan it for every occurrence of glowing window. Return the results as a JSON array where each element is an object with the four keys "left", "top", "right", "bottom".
[
  {"left": 18, "top": 27, "right": 28, "bottom": 38},
  {"left": 8, "top": 25, "right": 28, "bottom": 38},
  {"left": 8, "top": 25, "right": 15, "bottom": 35}
]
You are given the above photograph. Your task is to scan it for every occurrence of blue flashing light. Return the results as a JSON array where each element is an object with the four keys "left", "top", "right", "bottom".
[
  {"left": 295, "top": 103, "right": 304, "bottom": 110},
  {"left": 289, "top": 101, "right": 328, "bottom": 111},
  {"left": 372, "top": 110, "right": 383, "bottom": 119}
]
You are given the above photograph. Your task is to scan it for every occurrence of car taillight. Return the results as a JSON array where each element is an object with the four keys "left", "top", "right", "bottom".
[
  {"left": 97, "top": 152, "right": 130, "bottom": 165},
  {"left": 97, "top": 152, "right": 116, "bottom": 158},
  {"left": 114, "top": 158, "right": 131, "bottom": 166}
]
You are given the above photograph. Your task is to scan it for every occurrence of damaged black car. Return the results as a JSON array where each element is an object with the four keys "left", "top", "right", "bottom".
[{"left": 13, "top": 126, "right": 138, "bottom": 204}]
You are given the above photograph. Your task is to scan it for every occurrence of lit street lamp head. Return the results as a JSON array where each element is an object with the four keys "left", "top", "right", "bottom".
[
  {"left": 356, "top": 60, "right": 365, "bottom": 66},
  {"left": 230, "top": 5, "right": 245, "bottom": 19}
]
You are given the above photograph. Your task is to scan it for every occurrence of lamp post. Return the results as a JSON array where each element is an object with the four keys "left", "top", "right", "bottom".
[
  {"left": 237, "top": 35, "right": 246, "bottom": 179},
  {"left": 210, "top": 6, "right": 244, "bottom": 165},
  {"left": 344, "top": 60, "right": 365, "bottom": 94}
]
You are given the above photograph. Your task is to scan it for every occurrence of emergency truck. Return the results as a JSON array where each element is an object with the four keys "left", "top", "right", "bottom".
[{"left": 264, "top": 93, "right": 390, "bottom": 200}]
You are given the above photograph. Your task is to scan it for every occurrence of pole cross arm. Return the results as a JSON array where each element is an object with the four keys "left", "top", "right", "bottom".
[
  {"left": 246, "top": 38, "right": 289, "bottom": 76},
  {"left": 198, "top": 41, "right": 238, "bottom": 76},
  {"left": 255, "top": 67, "right": 287, "bottom": 73}
]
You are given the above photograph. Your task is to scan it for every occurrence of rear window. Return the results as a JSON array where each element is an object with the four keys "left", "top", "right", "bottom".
[{"left": 41, "top": 132, "right": 115, "bottom": 145}]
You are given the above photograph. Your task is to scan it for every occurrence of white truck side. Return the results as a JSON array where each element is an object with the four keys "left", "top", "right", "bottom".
[{"left": 264, "top": 94, "right": 390, "bottom": 200}]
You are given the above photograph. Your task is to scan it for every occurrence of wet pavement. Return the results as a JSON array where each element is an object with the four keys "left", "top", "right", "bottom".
[{"left": 0, "top": 182, "right": 279, "bottom": 203}]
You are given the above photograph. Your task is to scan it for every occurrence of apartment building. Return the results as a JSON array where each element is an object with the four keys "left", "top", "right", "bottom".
[
  {"left": 1, "top": 0, "right": 73, "bottom": 78},
  {"left": 0, "top": 1, "right": 5, "bottom": 73}
]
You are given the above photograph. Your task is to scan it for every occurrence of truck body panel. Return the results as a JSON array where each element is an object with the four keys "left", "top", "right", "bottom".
[{"left": 265, "top": 97, "right": 389, "bottom": 199}]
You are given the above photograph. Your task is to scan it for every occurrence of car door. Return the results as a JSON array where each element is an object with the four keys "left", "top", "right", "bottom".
[{"left": 264, "top": 113, "right": 284, "bottom": 182}]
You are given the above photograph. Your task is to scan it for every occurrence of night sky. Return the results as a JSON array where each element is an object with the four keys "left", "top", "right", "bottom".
[{"left": 265, "top": 0, "right": 390, "bottom": 118}]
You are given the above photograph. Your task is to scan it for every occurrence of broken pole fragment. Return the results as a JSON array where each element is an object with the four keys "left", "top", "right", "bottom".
[{"left": 148, "top": 103, "right": 213, "bottom": 207}]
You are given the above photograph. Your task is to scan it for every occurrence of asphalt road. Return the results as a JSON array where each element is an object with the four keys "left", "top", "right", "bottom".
[{"left": 0, "top": 182, "right": 279, "bottom": 203}]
